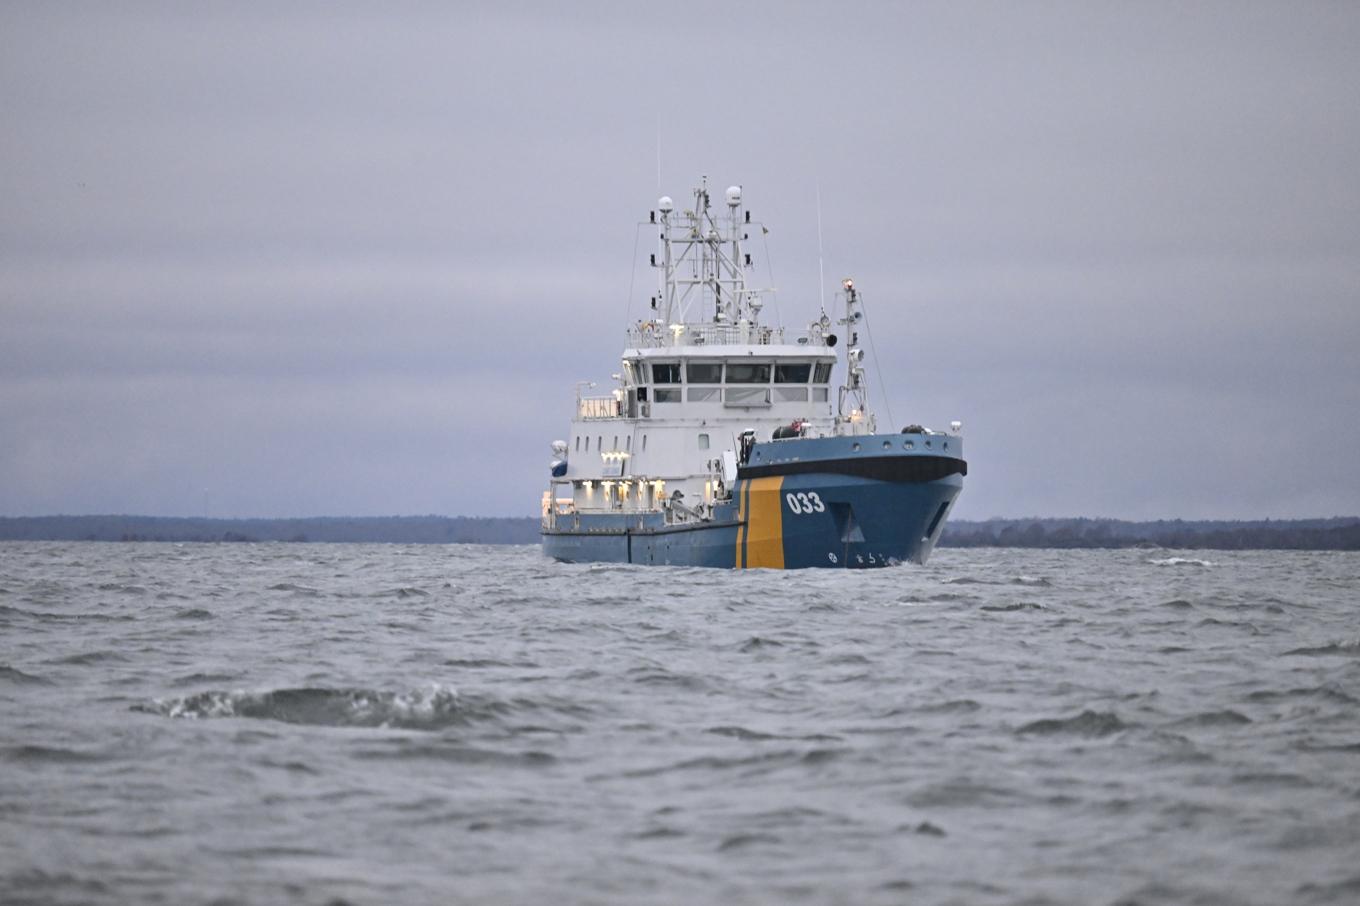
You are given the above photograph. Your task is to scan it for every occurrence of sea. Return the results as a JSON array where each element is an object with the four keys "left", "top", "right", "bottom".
[{"left": 1, "top": 542, "right": 1358, "bottom": 906}]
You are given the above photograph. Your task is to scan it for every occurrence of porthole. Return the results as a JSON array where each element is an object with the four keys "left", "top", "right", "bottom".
[
  {"left": 903, "top": 441, "right": 914, "bottom": 450},
  {"left": 925, "top": 440, "right": 932, "bottom": 449},
  {"left": 943, "top": 441, "right": 949, "bottom": 450},
  {"left": 882, "top": 440, "right": 891, "bottom": 450},
  {"left": 851, "top": 442, "right": 861, "bottom": 452}
]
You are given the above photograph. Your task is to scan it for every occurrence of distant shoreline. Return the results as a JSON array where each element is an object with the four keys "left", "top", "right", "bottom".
[{"left": 1, "top": 515, "right": 1358, "bottom": 551}]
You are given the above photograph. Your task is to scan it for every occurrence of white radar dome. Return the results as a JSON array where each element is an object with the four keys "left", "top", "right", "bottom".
[
  {"left": 658, "top": 196, "right": 674, "bottom": 213},
  {"left": 725, "top": 185, "right": 742, "bottom": 206}
]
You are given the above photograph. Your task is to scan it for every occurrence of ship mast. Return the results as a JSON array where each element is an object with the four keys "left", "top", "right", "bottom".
[
  {"left": 652, "top": 177, "right": 764, "bottom": 335},
  {"left": 836, "top": 278, "right": 876, "bottom": 434}
]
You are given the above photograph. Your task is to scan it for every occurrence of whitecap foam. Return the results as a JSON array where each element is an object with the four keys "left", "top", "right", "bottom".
[
  {"left": 1148, "top": 557, "right": 1214, "bottom": 567},
  {"left": 135, "top": 683, "right": 469, "bottom": 730}
]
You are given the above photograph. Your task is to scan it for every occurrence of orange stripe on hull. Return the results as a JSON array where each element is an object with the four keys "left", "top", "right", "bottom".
[
  {"left": 743, "top": 476, "right": 785, "bottom": 569},
  {"left": 735, "top": 479, "right": 750, "bottom": 568}
]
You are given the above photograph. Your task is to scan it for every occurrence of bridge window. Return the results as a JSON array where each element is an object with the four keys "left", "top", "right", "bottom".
[
  {"left": 813, "top": 362, "right": 833, "bottom": 383},
  {"left": 725, "top": 387, "right": 771, "bottom": 406},
  {"left": 812, "top": 387, "right": 829, "bottom": 402},
  {"left": 687, "top": 362, "right": 723, "bottom": 383},
  {"left": 575, "top": 436, "right": 580, "bottom": 451},
  {"left": 654, "top": 388, "right": 681, "bottom": 403},
  {"left": 698, "top": 433, "right": 710, "bottom": 450},
  {"left": 651, "top": 362, "right": 681, "bottom": 384},
  {"left": 726, "top": 363, "right": 770, "bottom": 383},
  {"left": 775, "top": 363, "right": 811, "bottom": 383},
  {"left": 775, "top": 387, "right": 808, "bottom": 402},
  {"left": 687, "top": 387, "right": 720, "bottom": 401}
]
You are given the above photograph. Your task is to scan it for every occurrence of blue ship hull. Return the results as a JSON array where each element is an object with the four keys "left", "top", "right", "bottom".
[{"left": 542, "top": 433, "right": 965, "bottom": 569}]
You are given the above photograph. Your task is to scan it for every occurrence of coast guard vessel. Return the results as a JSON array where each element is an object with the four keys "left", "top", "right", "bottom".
[{"left": 540, "top": 179, "right": 966, "bottom": 568}]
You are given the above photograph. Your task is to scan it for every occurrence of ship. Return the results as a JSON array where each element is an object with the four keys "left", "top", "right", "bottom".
[{"left": 540, "top": 178, "right": 966, "bottom": 568}]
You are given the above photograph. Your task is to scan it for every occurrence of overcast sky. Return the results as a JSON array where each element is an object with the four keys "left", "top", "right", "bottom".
[{"left": 2, "top": 2, "right": 1357, "bottom": 520}]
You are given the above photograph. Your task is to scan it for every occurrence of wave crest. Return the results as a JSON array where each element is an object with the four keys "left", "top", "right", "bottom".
[{"left": 135, "top": 684, "right": 491, "bottom": 730}]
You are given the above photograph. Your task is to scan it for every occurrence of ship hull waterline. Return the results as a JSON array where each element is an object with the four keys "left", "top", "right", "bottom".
[{"left": 542, "top": 471, "right": 963, "bottom": 569}]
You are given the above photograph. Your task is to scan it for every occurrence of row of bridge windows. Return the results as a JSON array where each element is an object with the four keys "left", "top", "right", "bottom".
[{"left": 642, "top": 361, "right": 833, "bottom": 385}]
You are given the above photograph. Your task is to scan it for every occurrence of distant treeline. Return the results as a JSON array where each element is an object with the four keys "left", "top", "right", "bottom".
[
  {"left": 1, "top": 515, "right": 1358, "bottom": 550},
  {"left": 938, "top": 517, "right": 1360, "bottom": 551},
  {"left": 0, "top": 515, "right": 541, "bottom": 545}
]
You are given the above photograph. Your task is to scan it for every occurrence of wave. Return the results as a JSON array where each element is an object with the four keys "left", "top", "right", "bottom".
[
  {"left": 1017, "top": 710, "right": 1130, "bottom": 737},
  {"left": 738, "top": 636, "right": 783, "bottom": 652},
  {"left": 1, "top": 744, "right": 102, "bottom": 763},
  {"left": 1148, "top": 557, "right": 1214, "bottom": 567},
  {"left": 267, "top": 583, "right": 321, "bottom": 595},
  {"left": 717, "top": 832, "right": 781, "bottom": 851},
  {"left": 614, "top": 747, "right": 849, "bottom": 780},
  {"left": 915, "top": 699, "right": 982, "bottom": 714},
  {"left": 0, "top": 605, "right": 133, "bottom": 623},
  {"left": 3, "top": 869, "right": 108, "bottom": 897},
  {"left": 371, "top": 587, "right": 429, "bottom": 599},
  {"left": 134, "top": 684, "right": 538, "bottom": 731},
  {"left": 1283, "top": 639, "right": 1360, "bottom": 657},
  {"left": 1246, "top": 684, "right": 1358, "bottom": 705},
  {"left": 46, "top": 651, "right": 128, "bottom": 666},
  {"left": 0, "top": 664, "right": 51, "bottom": 685},
  {"left": 1171, "top": 709, "right": 1252, "bottom": 727},
  {"left": 705, "top": 725, "right": 841, "bottom": 742},
  {"left": 352, "top": 741, "right": 558, "bottom": 766},
  {"left": 981, "top": 602, "right": 1045, "bottom": 612},
  {"left": 1011, "top": 576, "right": 1051, "bottom": 586}
]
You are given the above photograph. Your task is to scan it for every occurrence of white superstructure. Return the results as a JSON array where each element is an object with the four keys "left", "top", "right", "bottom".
[{"left": 546, "top": 178, "right": 879, "bottom": 524}]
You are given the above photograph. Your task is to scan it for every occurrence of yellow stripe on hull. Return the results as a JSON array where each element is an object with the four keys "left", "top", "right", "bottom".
[
  {"left": 735, "top": 480, "right": 749, "bottom": 567},
  {"left": 742, "top": 476, "right": 785, "bottom": 569}
]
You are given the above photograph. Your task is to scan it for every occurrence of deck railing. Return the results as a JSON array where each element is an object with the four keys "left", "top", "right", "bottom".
[
  {"left": 577, "top": 396, "right": 621, "bottom": 420},
  {"left": 625, "top": 322, "right": 831, "bottom": 348}
]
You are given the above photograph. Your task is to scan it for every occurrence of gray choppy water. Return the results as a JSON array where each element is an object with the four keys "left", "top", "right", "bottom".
[{"left": 2, "top": 542, "right": 1359, "bottom": 905}]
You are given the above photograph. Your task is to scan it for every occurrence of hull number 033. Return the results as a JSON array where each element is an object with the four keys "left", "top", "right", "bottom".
[{"left": 785, "top": 491, "right": 826, "bottom": 514}]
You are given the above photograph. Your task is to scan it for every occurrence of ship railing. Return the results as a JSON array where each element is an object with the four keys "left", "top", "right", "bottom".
[
  {"left": 540, "top": 491, "right": 576, "bottom": 528},
  {"left": 577, "top": 396, "right": 621, "bottom": 420},
  {"left": 626, "top": 322, "right": 831, "bottom": 348}
]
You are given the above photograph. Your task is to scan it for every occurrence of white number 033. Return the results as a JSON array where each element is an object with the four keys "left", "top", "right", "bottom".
[{"left": 784, "top": 491, "right": 826, "bottom": 515}]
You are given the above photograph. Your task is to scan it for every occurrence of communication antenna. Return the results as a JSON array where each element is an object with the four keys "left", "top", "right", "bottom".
[{"left": 816, "top": 183, "right": 826, "bottom": 314}]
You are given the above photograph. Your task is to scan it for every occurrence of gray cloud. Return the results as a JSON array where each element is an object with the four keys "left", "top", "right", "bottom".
[{"left": 2, "top": 2, "right": 1357, "bottom": 518}]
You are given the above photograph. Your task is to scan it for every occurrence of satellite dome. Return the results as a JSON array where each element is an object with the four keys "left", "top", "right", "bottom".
[
  {"left": 658, "top": 196, "right": 674, "bottom": 213},
  {"left": 725, "top": 185, "right": 742, "bottom": 206}
]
